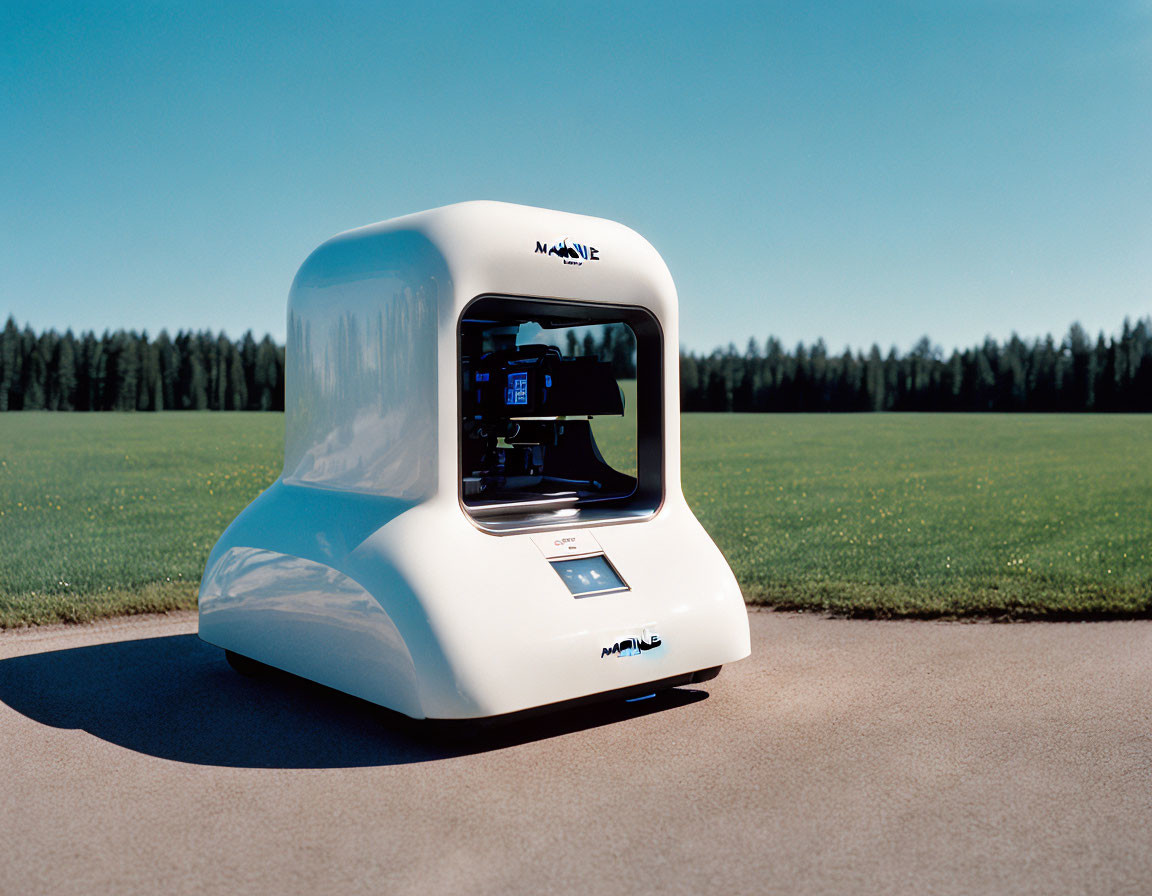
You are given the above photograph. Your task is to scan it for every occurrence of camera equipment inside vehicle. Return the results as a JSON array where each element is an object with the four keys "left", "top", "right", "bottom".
[{"left": 460, "top": 298, "right": 658, "bottom": 524}]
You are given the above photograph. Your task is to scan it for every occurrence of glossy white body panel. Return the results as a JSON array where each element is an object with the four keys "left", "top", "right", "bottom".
[{"left": 199, "top": 201, "right": 750, "bottom": 719}]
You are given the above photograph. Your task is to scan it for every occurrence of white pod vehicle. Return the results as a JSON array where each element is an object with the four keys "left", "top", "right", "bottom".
[{"left": 198, "top": 201, "right": 750, "bottom": 721}]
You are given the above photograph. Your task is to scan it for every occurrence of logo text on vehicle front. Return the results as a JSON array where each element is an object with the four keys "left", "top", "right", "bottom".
[
  {"left": 601, "top": 629, "right": 661, "bottom": 658},
  {"left": 534, "top": 238, "right": 600, "bottom": 266}
]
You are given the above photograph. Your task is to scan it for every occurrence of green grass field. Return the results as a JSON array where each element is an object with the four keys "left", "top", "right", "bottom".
[
  {"left": 0, "top": 414, "right": 283, "bottom": 626},
  {"left": 679, "top": 414, "right": 1152, "bottom": 618},
  {"left": 1, "top": 412, "right": 1150, "bottom": 626}
]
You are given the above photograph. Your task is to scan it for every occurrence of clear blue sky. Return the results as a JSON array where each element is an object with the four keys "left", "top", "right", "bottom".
[{"left": 2, "top": 1, "right": 1149, "bottom": 354}]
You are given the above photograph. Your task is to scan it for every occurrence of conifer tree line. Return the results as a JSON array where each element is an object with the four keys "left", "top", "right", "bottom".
[
  {"left": 3, "top": 315, "right": 1151, "bottom": 412},
  {"left": 680, "top": 319, "right": 1152, "bottom": 412},
  {"left": 0, "top": 318, "right": 284, "bottom": 411}
]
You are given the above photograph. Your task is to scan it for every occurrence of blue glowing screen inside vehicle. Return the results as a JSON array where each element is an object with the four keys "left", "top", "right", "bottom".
[
  {"left": 550, "top": 555, "right": 628, "bottom": 596},
  {"left": 505, "top": 371, "right": 529, "bottom": 405}
]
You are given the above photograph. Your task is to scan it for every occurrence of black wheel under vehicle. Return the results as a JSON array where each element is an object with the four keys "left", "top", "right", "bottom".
[{"left": 224, "top": 649, "right": 272, "bottom": 677}]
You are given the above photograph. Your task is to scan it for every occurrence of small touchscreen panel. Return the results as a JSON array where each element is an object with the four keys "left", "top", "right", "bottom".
[
  {"left": 549, "top": 554, "right": 628, "bottom": 596},
  {"left": 505, "top": 371, "right": 529, "bottom": 405}
]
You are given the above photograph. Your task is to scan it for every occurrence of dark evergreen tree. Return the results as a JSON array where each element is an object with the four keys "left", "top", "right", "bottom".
[
  {"left": 181, "top": 334, "right": 208, "bottom": 410},
  {"left": 227, "top": 340, "right": 247, "bottom": 410},
  {"left": 55, "top": 331, "right": 77, "bottom": 411},
  {"left": 138, "top": 335, "right": 162, "bottom": 411},
  {"left": 864, "top": 345, "right": 885, "bottom": 411},
  {"left": 0, "top": 317, "right": 22, "bottom": 411},
  {"left": 155, "top": 331, "right": 178, "bottom": 410},
  {"left": 239, "top": 331, "right": 258, "bottom": 409},
  {"left": 20, "top": 326, "right": 46, "bottom": 410},
  {"left": 254, "top": 335, "right": 279, "bottom": 411},
  {"left": 609, "top": 325, "right": 636, "bottom": 378},
  {"left": 106, "top": 331, "right": 140, "bottom": 411}
]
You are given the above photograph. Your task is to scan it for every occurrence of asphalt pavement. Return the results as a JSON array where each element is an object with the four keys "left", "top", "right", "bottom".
[{"left": 1, "top": 609, "right": 1149, "bottom": 896}]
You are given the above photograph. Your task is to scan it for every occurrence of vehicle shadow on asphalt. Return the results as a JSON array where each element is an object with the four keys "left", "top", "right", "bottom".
[{"left": 0, "top": 634, "right": 708, "bottom": 769}]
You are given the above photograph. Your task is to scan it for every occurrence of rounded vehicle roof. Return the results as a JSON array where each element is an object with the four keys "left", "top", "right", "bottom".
[{"left": 290, "top": 200, "right": 678, "bottom": 318}]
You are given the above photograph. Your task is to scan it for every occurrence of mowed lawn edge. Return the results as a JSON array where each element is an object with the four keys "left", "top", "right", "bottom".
[
  {"left": 741, "top": 581, "right": 1152, "bottom": 620},
  {"left": 0, "top": 582, "right": 199, "bottom": 627},
  {"left": 2, "top": 412, "right": 1150, "bottom": 627}
]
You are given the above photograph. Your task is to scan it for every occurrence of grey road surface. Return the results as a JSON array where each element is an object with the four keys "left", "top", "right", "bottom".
[{"left": 0, "top": 610, "right": 1149, "bottom": 896}]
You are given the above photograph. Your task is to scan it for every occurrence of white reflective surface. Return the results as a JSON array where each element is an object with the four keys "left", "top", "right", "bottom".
[
  {"left": 200, "top": 546, "right": 422, "bottom": 718},
  {"left": 284, "top": 229, "right": 443, "bottom": 498}
]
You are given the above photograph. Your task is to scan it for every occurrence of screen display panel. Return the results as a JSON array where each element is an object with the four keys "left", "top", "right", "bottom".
[
  {"left": 505, "top": 371, "right": 529, "bottom": 405},
  {"left": 549, "top": 554, "right": 628, "bottom": 596}
]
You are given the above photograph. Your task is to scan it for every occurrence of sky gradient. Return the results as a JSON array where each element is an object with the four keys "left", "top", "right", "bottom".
[{"left": 2, "top": 1, "right": 1150, "bottom": 353}]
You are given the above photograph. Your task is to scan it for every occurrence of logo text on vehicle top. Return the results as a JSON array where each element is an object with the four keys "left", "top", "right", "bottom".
[{"left": 534, "top": 238, "right": 600, "bottom": 266}]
